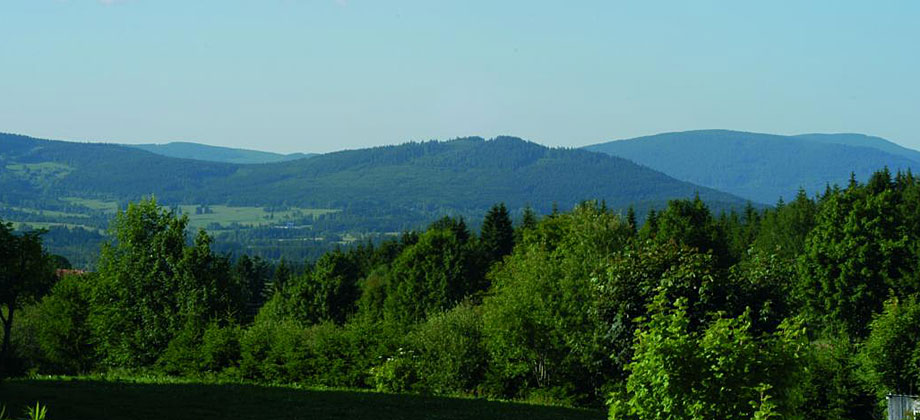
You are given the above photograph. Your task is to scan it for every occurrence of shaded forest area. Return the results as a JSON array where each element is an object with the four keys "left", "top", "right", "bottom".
[{"left": 3, "top": 168, "right": 920, "bottom": 419}]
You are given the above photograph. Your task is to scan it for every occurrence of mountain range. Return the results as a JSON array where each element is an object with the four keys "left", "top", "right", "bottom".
[
  {"left": 129, "top": 142, "right": 314, "bottom": 164},
  {"left": 585, "top": 130, "right": 919, "bottom": 204},
  {"left": 0, "top": 132, "right": 746, "bottom": 219}
]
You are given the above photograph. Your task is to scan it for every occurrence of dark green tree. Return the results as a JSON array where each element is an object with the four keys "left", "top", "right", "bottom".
[
  {"left": 480, "top": 203, "right": 514, "bottom": 265},
  {"left": 384, "top": 225, "right": 479, "bottom": 326},
  {"left": 0, "top": 220, "right": 54, "bottom": 377},
  {"left": 289, "top": 249, "right": 361, "bottom": 324},
  {"left": 798, "top": 182, "right": 916, "bottom": 337}
]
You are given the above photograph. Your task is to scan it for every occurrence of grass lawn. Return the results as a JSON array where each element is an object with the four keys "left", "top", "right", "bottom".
[{"left": 0, "top": 378, "right": 605, "bottom": 420}]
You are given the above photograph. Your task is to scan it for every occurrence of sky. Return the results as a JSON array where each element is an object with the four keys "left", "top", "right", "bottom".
[{"left": 1, "top": 1, "right": 918, "bottom": 154}]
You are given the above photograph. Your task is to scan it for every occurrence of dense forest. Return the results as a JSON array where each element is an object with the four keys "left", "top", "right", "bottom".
[
  {"left": 3, "top": 167, "right": 920, "bottom": 419},
  {"left": 586, "top": 130, "right": 919, "bottom": 204},
  {"left": 1, "top": 131, "right": 752, "bottom": 269},
  {"left": 0, "top": 132, "right": 746, "bottom": 213},
  {"left": 129, "top": 142, "right": 314, "bottom": 164}
]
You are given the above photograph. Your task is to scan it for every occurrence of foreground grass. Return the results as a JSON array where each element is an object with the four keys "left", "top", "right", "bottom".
[{"left": 0, "top": 377, "right": 604, "bottom": 420}]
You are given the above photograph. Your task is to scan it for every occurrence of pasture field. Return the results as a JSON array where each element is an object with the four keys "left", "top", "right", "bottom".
[
  {"left": 61, "top": 197, "right": 119, "bottom": 213},
  {"left": 58, "top": 198, "right": 338, "bottom": 229},
  {"left": 8, "top": 221, "right": 101, "bottom": 233},
  {"left": 176, "top": 205, "right": 338, "bottom": 230},
  {"left": 9, "top": 207, "right": 90, "bottom": 219},
  {"left": 0, "top": 377, "right": 604, "bottom": 420}
]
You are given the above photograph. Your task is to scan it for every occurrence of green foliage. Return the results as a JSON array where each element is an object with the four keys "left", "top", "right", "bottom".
[
  {"left": 286, "top": 249, "right": 361, "bottom": 324},
  {"left": 644, "top": 196, "right": 731, "bottom": 267},
  {"left": 595, "top": 240, "right": 724, "bottom": 380},
  {"left": 8, "top": 168, "right": 920, "bottom": 418},
  {"left": 0, "top": 219, "right": 55, "bottom": 377},
  {"left": 797, "top": 174, "right": 919, "bottom": 336},
  {"left": 753, "top": 189, "right": 817, "bottom": 258},
  {"left": 857, "top": 296, "right": 920, "bottom": 400},
  {"left": 371, "top": 303, "right": 487, "bottom": 395},
  {"left": 89, "top": 198, "right": 246, "bottom": 368},
  {"left": 28, "top": 273, "right": 95, "bottom": 373},
  {"left": 800, "top": 333, "right": 874, "bottom": 420},
  {"left": 481, "top": 203, "right": 515, "bottom": 265},
  {"left": 610, "top": 295, "right": 808, "bottom": 420},
  {"left": 482, "top": 203, "right": 633, "bottom": 403},
  {"left": 383, "top": 224, "right": 481, "bottom": 326},
  {"left": 0, "top": 402, "right": 47, "bottom": 420}
]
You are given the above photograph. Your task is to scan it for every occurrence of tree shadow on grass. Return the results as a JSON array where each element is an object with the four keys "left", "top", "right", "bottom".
[{"left": 0, "top": 378, "right": 605, "bottom": 420}]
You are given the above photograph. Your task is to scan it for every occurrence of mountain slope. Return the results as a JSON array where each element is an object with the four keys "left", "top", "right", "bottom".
[
  {"left": 0, "top": 133, "right": 748, "bottom": 217},
  {"left": 793, "top": 133, "right": 920, "bottom": 163},
  {"left": 585, "top": 130, "right": 919, "bottom": 204},
  {"left": 129, "top": 142, "right": 314, "bottom": 164},
  {"left": 200, "top": 136, "right": 748, "bottom": 213}
]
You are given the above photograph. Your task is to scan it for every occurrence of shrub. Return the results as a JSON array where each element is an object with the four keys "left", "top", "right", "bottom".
[
  {"left": 200, "top": 322, "right": 242, "bottom": 374},
  {"left": 406, "top": 303, "right": 487, "bottom": 394}
]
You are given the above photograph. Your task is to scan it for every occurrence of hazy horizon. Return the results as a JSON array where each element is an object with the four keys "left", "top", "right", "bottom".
[
  {"left": 6, "top": 128, "right": 917, "bottom": 157},
  {"left": 2, "top": 1, "right": 918, "bottom": 154}
]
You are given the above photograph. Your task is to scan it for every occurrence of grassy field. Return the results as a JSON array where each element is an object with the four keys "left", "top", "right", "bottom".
[
  {"left": 176, "top": 205, "right": 338, "bottom": 230},
  {"left": 8, "top": 221, "right": 101, "bottom": 233},
  {"left": 59, "top": 198, "right": 339, "bottom": 230},
  {"left": 0, "top": 378, "right": 604, "bottom": 420},
  {"left": 61, "top": 197, "right": 119, "bottom": 213},
  {"left": 5, "top": 162, "right": 74, "bottom": 179},
  {"left": 9, "top": 207, "right": 90, "bottom": 219}
]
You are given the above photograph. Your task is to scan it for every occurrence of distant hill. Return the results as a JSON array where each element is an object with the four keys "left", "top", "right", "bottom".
[
  {"left": 129, "top": 141, "right": 314, "bottom": 164},
  {"left": 792, "top": 133, "right": 920, "bottom": 163},
  {"left": 585, "top": 130, "right": 919, "bottom": 204},
  {"left": 0, "top": 132, "right": 749, "bottom": 219}
]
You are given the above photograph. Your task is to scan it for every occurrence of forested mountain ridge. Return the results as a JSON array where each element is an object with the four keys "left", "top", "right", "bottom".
[
  {"left": 584, "top": 129, "right": 919, "bottom": 204},
  {"left": 0, "top": 132, "right": 237, "bottom": 202},
  {"left": 794, "top": 132, "right": 920, "bottom": 162},
  {"left": 130, "top": 141, "right": 314, "bottom": 164},
  {"left": 205, "top": 136, "right": 748, "bottom": 213},
  {"left": 0, "top": 132, "right": 748, "bottom": 215}
]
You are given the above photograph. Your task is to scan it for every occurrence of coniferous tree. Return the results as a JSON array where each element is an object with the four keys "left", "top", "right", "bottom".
[{"left": 480, "top": 203, "right": 514, "bottom": 265}]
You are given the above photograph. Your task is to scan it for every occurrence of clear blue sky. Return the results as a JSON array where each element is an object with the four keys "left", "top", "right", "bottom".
[{"left": 1, "top": 1, "right": 918, "bottom": 153}]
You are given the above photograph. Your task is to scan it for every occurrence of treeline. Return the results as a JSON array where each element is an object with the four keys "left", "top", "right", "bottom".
[{"left": 5, "top": 168, "right": 920, "bottom": 419}]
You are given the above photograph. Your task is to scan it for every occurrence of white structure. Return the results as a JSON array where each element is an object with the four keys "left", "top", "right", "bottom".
[{"left": 888, "top": 394, "right": 920, "bottom": 420}]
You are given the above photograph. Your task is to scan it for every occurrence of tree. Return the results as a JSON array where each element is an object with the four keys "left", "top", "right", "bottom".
[
  {"left": 0, "top": 219, "right": 54, "bottom": 377},
  {"left": 650, "top": 197, "right": 730, "bottom": 267},
  {"left": 610, "top": 295, "right": 808, "bottom": 420},
  {"left": 480, "top": 203, "right": 514, "bottom": 265},
  {"left": 797, "top": 182, "right": 917, "bottom": 337},
  {"left": 383, "top": 226, "right": 479, "bottom": 326},
  {"left": 857, "top": 296, "right": 920, "bottom": 402},
  {"left": 287, "top": 249, "right": 361, "bottom": 325},
  {"left": 90, "top": 198, "right": 242, "bottom": 368},
  {"left": 482, "top": 202, "right": 633, "bottom": 403}
]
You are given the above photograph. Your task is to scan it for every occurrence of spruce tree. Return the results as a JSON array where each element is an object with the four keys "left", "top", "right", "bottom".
[{"left": 480, "top": 203, "right": 514, "bottom": 265}]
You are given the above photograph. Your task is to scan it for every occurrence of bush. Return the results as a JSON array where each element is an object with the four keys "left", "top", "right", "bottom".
[
  {"left": 8, "top": 274, "right": 95, "bottom": 375},
  {"left": 200, "top": 322, "right": 242, "bottom": 374},
  {"left": 857, "top": 295, "right": 920, "bottom": 412},
  {"left": 241, "top": 320, "right": 311, "bottom": 383},
  {"left": 370, "top": 303, "right": 487, "bottom": 395},
  {"left": 610, "top": 295, "right": 808, "bottom": 420},
  {"left": 406, "top": 303, "right": 487, "bottom": 394},
  {"left": 370, "top": 347, "right": 421, "bottom": 393}
]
